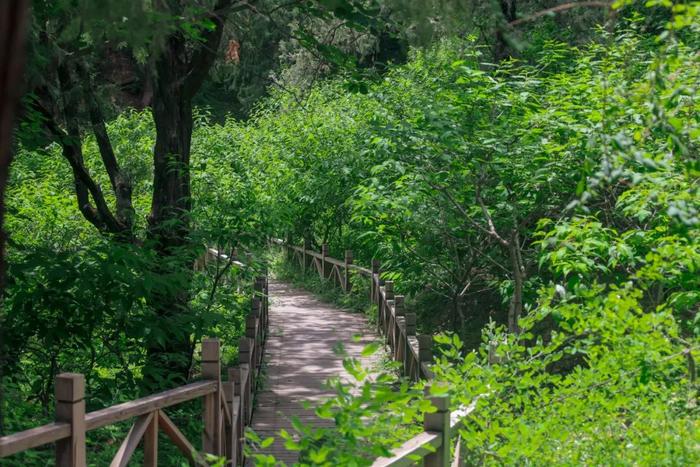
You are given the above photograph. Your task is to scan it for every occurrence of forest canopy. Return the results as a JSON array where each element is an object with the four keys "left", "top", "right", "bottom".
[{"left": 0, "top": 0, "right": 698, "bottom": 465}]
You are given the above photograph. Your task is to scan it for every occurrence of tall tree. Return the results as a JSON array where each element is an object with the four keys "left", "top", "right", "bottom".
[
  {"left": 145, "top": 0, "right": 236, "bottom": 382},
  {"left": 0, "top": 0, "right": 29, "bottom": 296},
  {"left": 19, "top": 0, "right": 243, "bottom": 384},
  {"left": 16, "top": 0, "right": 382, "bottom": 385},
  {"left": 0, "top": 0, "right": 30, "bottom": 435}
]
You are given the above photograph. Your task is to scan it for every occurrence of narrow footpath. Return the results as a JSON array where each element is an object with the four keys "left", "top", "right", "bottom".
[{"left": 249, "top": 280, "right": 380, "bottom": 464}]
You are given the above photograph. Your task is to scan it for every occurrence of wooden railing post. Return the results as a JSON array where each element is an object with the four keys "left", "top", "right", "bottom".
[
  {"left": 386, "top": 299, "right": 395, "bottom": 348},
  {"left": 321, "top": 244, "right": 329, "bottom": 280},
  {"left": 371, "top": 259, "right": 380, "bottom": 303},
  {"left": 418, "top": 335, "right": 433, "bottom": 380},
  {"left": 229, "top": 367, "right": 245, "bottom": 461},
  {"left": 383, "top": 281, "right": 394, "bottom": 337},
  {"left": 143, "top": 409, "right": 158, "bottom": 466},
  {"left": 247, "top": 299, "right": 260, "bottom": 372},
  {"left": 202, "top": 338, "right": 222, "bottom": 456},
  {"left": 404, "top": 313, "right": 417, "bottom": 379},
  {"left": 344, "top": 250, "right": 353, "bottom": 292},
  {"left": 238, "top": 338, "right": 253, "bottom": 423},
  {"left": 393, "top": 296, "right": 404, "bottom": 363},
  {"left": 223, "top": 381, "right": 237, "bottom": 465},
  {"left": 418, "top": 335, "right": 432, "bottom": 361},
  {"left": 405, "top": 312, "right": 416, "bottom": 336},
  {"left": 55, "top": 373, "right": 86, "bottom": 467},
  {"left": 423, "top": 390, "right": 450, "bottom": 467}
]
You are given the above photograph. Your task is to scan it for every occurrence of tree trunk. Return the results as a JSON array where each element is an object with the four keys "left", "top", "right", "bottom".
[
  {"left": 0, "top": 0, "right": 28, "bottom": 294},
  {"left": 495, "top": 0, "right": 517, "bottom": 61},
  {"left": 507, "top": 231, "right": 524, "bottom": 334},
  {"left": 143, "top": 2, "right": 229, "bottom": 387},
  {"left": 144, "top": 35, "right": 197, "bottom": 386},
  {"left": 0, "top": 0, "right": 29, "bottom": 435}
]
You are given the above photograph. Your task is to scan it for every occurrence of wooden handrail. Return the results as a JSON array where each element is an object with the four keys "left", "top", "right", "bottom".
[
  {"left": 348, "top": 263, "right": 372, "bottom": 276},
  {"left": 0, "top": 275, "right": 270, "bottom": 467},
  {"left": 374, "top": 395, "right": 480, "bottom": 467},
  {"left": 84, "top": 380, "right": 217, "bottom": 431},
  {"left": 0, "top": 422, "right": 71, "bottom": 458},
  {"left": 323, "top": 256, "right": 345, "bottom": 267},
  {"left": 372, "top": 431, "right": 443, "bottom": 467}
]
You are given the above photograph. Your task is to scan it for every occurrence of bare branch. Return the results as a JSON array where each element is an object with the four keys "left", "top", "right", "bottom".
[
  {"left": 184, "top": 0, "right": 242, "bottom": 97},
  {"left": 77, "top": 62, "right": 135, "bottom": 231},
  {"left": 474, "top": 179, "right": 509, "bottom": 247},
  {"left": 508, "top": 2, "right": 611, "bottom": 28},
  {"left": 428, "top": 178, "right": 509, "bottom": 247}
]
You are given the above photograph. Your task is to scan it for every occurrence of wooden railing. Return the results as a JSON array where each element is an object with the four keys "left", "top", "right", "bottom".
[
  {"left": 280, "top": 241, "right": 473, "bottom": 466},
  {"left": 0, "top": 276, "right": 269, "bottom": 467}
]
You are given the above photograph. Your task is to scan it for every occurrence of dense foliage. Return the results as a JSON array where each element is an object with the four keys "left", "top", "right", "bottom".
[
  {"left": 1, "top": 0, "right": 698, "bottom": 465},
  {"left": 239, "top": 5, "right": 699, "bottom": 465},
  {"left": 1, "top": 112, "right": 268, "bottom": 464}
]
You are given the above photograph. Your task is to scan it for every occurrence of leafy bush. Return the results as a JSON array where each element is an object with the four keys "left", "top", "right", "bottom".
[{"left": 239, "top": 5, "right": 699, "bottom": 464}]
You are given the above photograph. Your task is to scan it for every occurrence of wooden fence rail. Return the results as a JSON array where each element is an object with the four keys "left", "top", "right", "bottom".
[
  {"left": 278, "top": 241, "right": 473, "bottom": 467},
  {"left": 0, "top": 276, "right": 269, "bottom": 467}
]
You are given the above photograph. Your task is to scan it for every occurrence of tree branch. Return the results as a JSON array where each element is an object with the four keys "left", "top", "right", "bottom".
[
  {"left": 474, "top": 179, "right": 509, "bottom": 247},
  {"left": 77, "top": 61, "right": 135, "bottom": 232},
  {"left": 428, "top": 178, "right": 509, "bottom": 247},
  {"left": 508, "top": 2, "right": 611, "bottom": 27},
  {"left": 184, "top": 0, "right": 241, "bottom": 98},
  {"left": 36, "top": 63, "right": 128, "bottom": 235}
]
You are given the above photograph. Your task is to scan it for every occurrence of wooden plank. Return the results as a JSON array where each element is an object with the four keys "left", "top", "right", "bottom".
[
  {"left": 348, "top": 264, "right": 372, "bottom": 276},
  {"left": 371, "top": 431, "right": 442, "bottom": 467},
  {"left": 240, "top": 365, "right": 251, "bottom": 424},
  {"left": 335, "top": 265, "right": 344, "bottom": 286},
  {"left": 450, "top": 399, "right": 479, "bottom": 431},
  {"left": 223, "top": 382, "right": 237, "bottom": 465},
  {"left": 85, "top": 381, "right": 217, "bottom": 431},
  {"left": 158, "top": 410, "right": 203, "bottom": 464},
  {"left": 331, "top": 265, "right": 341, "bottom": 286},
  {"left": 324, "top": 256, "right": 345, "bottom": 267},
  {"left": 0, "top": 423, "right": 70, "bottom": 458},
  {"left": 220, "top": 389, "right": 231, "bottom": 425},
  {"left": 452, "top": 434, "right": 464, "bottom": 467},
  {"left": 233, "top": 395, "right": 242, "bottom": 464},
  {"left": 143, "top": 413, "right": 158, "bottom": 467},
  {"left": 306, "top": 250, "right": 323, "bottom": 260},
  {"left": 201, "top": 339, "right": 222, "bottom": 456},
  {"left": 109, "top": 412, "right": 153, "bottom": 467},
  {"left": 55, "top": 373, "right": 86, "bottom": 467}
]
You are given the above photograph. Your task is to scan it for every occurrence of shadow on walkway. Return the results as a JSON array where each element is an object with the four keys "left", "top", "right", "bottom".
[{"left": 247, "top": 280, "right": 380, "bottom": 464}]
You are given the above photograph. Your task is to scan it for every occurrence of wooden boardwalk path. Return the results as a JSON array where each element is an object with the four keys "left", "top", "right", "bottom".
[{"left": 249, "top": 280, "right": 380, "bottom": 464}]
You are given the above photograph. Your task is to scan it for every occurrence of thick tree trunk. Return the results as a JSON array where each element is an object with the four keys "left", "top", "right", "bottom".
[
  {"left": 142, "top": 1, "right": 229, "bottom": 387},
  {"left": 144, "top": 35, "right": 197, "bottom": 386},
  {"left": 495, "top": 0, "right": 517, "bottom": 61},
  {"left": 0, "top": 0, "right": 28, "bottom": 294},
  {"left": 507, "top": 231, "right": 524, "bottom": 334},
  {"left": 0, "top": 0, "right": 29, "bottom": 435}
]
